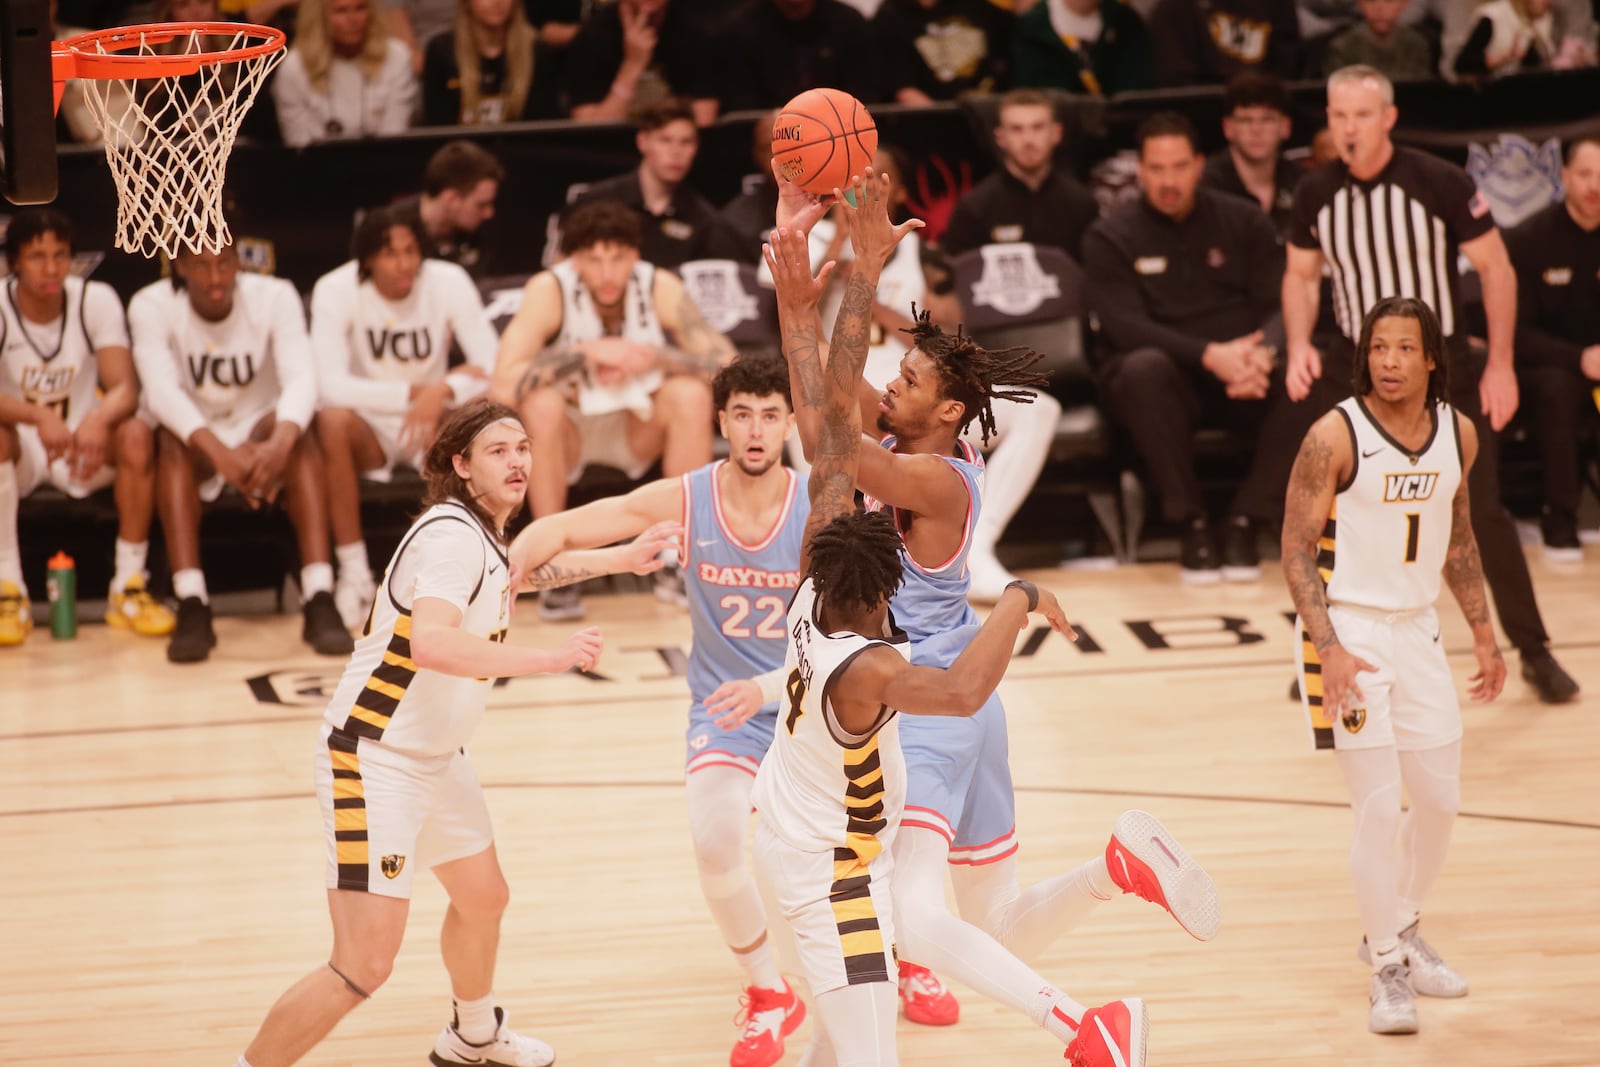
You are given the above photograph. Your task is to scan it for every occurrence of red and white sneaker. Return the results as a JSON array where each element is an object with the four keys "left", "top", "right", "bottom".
[
  {"left": 1105, "top": 809, "right": 1220, "bottom": 942},
  {"left": 730, "top": 980, "right": 805, "bottom": 1067},
  {"left": 897, "top": 960, "right": 959, "bottom": 1026},
  {"left": 1064, "top": 997, "right": 1147, "bottom": 1067}
]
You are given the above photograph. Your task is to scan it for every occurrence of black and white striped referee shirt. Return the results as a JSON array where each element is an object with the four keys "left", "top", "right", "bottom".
[{"left": 1289, "top": 145, "right": 1497, "bottom": 341}]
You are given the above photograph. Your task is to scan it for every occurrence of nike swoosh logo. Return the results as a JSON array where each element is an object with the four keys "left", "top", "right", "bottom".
[
  {"left": 488, "top": 563, "right": 502, "bottom": 575},
  {"left": 1362, "top": 448, "right": 1382, "bottom": 458},
  {"left": 1094, "top": 1016, "right": 1129, "bottom": 1067},
  {"left": 696, "top": 538, "right": 719, "bottom": 547}
]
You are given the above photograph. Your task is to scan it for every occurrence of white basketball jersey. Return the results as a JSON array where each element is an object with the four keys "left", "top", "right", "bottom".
[
  {"left": 322, "top": 500, "right": 512, "bottom": 759},
  {"left": 1322, "top": 397, "right": 1462, "bottom": 612},
  {"left": 550, "top": 257, "right": 665, "bottom": 416},
  {"left": 309, "top": 259, "right": 498, "bottom": 414},
  {"left": 752, "top": 578, "right": 912, "bottom": 856},
  {"left": 0, "top": 276, "right": 127, "bottom": 430},
  {"left": 129, "top": 272, "right": 317, "bottom": 440}
]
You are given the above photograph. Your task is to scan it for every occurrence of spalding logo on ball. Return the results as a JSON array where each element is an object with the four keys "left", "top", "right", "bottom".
[{"left": 771, "top": 88, "right": 878, "bottom": 197}]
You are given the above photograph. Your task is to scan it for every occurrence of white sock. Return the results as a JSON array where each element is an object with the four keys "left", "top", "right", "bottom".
[
  {"left": 112, "top": 538, "right": 149, "bottom": 593},
  {"left": 452, "top": 991, "right": 498, "bottom": 1044},
  {"left": 336, "top": 541, "right": 373, "bottom": 585},
  {"left": 1032, "top": 985, "right": 1087, "bottom": 1044},
  {"left": 173, "top": 568, "right": 208, "bottom": 604},
  {"left": 733, "top": 939, "right": 784, "bottom": 992},
  {"left": 1396, "top": 904, "right": 1422, "bottom": 933},
  {"left": 301, "top": 562, "right": 334, "bottom": 600},
  {"left": 0, "top": 462, "right": 23, "bottom": 593},
  {"left": 234, "top": 1057, "right": 254, "bottom": 1067}
]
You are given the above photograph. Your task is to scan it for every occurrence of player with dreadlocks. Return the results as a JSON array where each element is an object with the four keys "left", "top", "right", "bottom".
[
  {"left": 752, "top": 167, "right": 1072, "bottom": 1067},
  {"left": 768, "top": 166, "right": 1222, "bottom": 1067}
]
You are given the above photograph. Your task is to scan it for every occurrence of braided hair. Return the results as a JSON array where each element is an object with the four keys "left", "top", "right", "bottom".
[
  {"left": 807, "top": 509, "right": 904, "bottom": 616},
  {"left": 1353, "top": 296, "right": 1450, "bottom": 408},
  {"left": 901, "top": 308, "right": 1051, "bottom": 445}
]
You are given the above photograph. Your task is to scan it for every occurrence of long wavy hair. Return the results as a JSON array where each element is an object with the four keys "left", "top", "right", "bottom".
[
  {"left": 293, "top": 0, "right": 392, "bottom": 92},
  {"left": 1353, "top": 296, "right": 1450, "bottom": 408},
  {"left": 454, "top": 0, "right": 535, "bottom": 124},
  {"left": 423, "top": 398, "right": 526, "bottom": 536}
]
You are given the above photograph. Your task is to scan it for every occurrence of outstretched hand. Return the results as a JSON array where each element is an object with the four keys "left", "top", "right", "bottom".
[
  {"left": 622, "top": 520, "right": 683, "bottom": 575},
  {"left": 764, "top": 224, "right": 835, "bottom": 312},
  {"left": 836, "top": 167, "right": 924, "bottom": 276},
  {"left": 1029, "top": 585, "right": 1078, "bottom": 641},
  {"left": 705, "top": 678, "right": 764, "bottom": 730},
  {"left": 771, "top": 158, "right": 831, "bottom": 235}
]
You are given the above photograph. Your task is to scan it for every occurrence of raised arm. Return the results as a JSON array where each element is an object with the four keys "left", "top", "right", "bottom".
[{"left": 1440, "top": 414, "right": 1505, "bottom": 701}]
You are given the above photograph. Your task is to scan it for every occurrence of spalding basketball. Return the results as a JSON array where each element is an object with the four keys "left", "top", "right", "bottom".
[{"left": 770, "top": 88, "right": 878, "bottom": 198}]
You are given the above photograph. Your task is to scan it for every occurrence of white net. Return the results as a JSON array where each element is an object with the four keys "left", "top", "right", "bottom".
[{"left": 73, "top": 27, "right": 283, "bottom": 259}]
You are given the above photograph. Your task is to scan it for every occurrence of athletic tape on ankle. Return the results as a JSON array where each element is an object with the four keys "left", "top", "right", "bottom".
[{"left": 327, "top": 961, "right": 372, "bottom": 999}]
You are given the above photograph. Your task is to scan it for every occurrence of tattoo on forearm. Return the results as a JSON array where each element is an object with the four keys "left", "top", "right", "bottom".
[
  {"left": 516, "top": 346, "right": 586, "bottom": 398},
  {"left": 671, "top": 294, "right": 737, "bottom": 371},
  {"left": 800, "top": 266, "right": 877, "bottom": 561},
  {"left": 1442, "top": 483, "right": 1491, "bottom": 628},
  {"left": 1282, "top": 430, "right": 1339, "bottom": 652},
  {"left": 522, "top": 562, "right": 601, "bottom": 592}
]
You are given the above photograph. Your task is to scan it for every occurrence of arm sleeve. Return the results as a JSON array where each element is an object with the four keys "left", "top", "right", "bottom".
[
  {"left": 377, "top": 42, "right": 419, "bottom": 134},
  {"left": 1287, "top": 179, "right": 1322, "bottom": 251},
  {"left": 309, "top": 273, "right": 412, "bottom": 414},
  {"left": 443, "top": 266, "right": 499, "bottom": 402},
  {"left": 82, "top": 281, "right": 129, "bottom": 350},
  {"left": 128, "top": 289, "right": 211, "bottom": 442},
  {"left": 268, "top": 282, "right": 319, "bottom": 432},
  {"left": 270, "top": 52, "right": 324, "bottom": 148},
  {"left": 1081, "top": 226, "right": 1209, "bottom": 364},
  {"left": 394, "top": 519, "right": 484, "bottom": 615}
]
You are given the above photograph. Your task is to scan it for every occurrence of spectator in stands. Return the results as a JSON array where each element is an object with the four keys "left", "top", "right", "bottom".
[
  {"left": 393, "top": 139, "right": 505, "bottom": 278},
  {"left": 1201, "top": 71, "right": 1302, "bottom": 234},
  {"left": 719, "top": 109, "right": 780, "bottom": 263},
  {"left": 1083, "top": 112, "right": 1290, "bottom": 583},
  {"left": 311, "top": 206, "right": 500, "bottom": 629},
  {"left": 941, "top": 89, "right": 1101, "bottom": 261},
  {"left": 1322, "top": 0, "right": 1432, "bottom": 76},
  {"left": 1011, "top": 0, "right": 1155, "bottom": 93},
  {"left": 272, "top": 0, "right": 417, "bottom": 147},
  {"left": 1503, "top": 134, "right": 1600, "bottom": 559},
  {"left": 874, "top": 0, "right": 1014, "bottom": 103},
  {"left": 574, "top": 97, "right": 745, "bottom": 270},
  {"left": 128, "top": 235, "right": 353, "bottom": 664},
  {"left": 421, "top": 0, "right": 559, "bottom": 125},
  {"left": 563, "top": 0, "right": 718, "bottom": 123},
  {"left": 488, "top": 199, "right": 735, "bottom": 621},
  {"left": 1283, "top": 64, "right": 1578, "bottom": 702},
  {"left": 710, "top": 0, "right": 884, "bottom": 112},
  {"left": 0, "top": 210, "right": 172, "bottom": 647},
  {"left": 1454, "top": 0, "right": 1597, "bottom": 76},
  {"left": 382, "top": 0, "right": 455, "bottom": 74},
  {"left": 1148, "top": 0, "right": 1303, "bottom": 85}
]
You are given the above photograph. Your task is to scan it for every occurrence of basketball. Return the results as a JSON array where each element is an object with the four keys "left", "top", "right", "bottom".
[{"left": 770, "top": 88, "right": 878, "bottom": 198}]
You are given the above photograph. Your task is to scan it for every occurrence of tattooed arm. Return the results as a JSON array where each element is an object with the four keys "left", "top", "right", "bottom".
[
  {"left": 654, "top": 271, "right": 737, "bottom": 377},
  {"left": 1441, "top": 414, "right": 1506, "bottom": 702},
  {"left": 489, "top": 272, "right": 570, "bottom": 403},
  {"left": 1281, "top": 411, "right": 1375, "bottom": 716}
]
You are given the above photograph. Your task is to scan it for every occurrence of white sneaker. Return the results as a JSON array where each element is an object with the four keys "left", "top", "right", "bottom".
[
  {"left": 965, "top": 549, "right": 1018, "bottom": 603},
  {"left": 334, "top": 574, "right": 376, "bottom": 632},
  {"left": 1359, "top": 921, "right": 1468, "bottom": 997},
  {"left": 430, "top": 1007, "right": 555, "bottom": 1067},
  {"left": 1368, "top": 963, "right": 1419, "bottom": 1034}
]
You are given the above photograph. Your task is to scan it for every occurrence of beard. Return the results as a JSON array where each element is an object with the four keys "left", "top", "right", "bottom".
[{"left": 734, "top": 451, "right": 779, "bottom": 477}]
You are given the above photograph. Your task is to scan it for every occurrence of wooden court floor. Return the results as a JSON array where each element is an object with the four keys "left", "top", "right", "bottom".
[{"left": 2, "top": 553, "right": 1597, "bottom": 1066}]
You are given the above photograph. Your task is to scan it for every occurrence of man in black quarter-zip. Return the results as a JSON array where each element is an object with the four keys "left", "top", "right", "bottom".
[
  {"left": 1083, "top": 110, "right": 1296, "bottom": 584},
  {"left": 1282, "top": 63, "right": 1578, "bottom": 705}
]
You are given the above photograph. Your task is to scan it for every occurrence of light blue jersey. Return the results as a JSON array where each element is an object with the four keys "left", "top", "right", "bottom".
[
  {"left": 682, "top": 460, "right": 809, "bottom": 775},
  {"left": 865, "top": 436, "right": 1018, "bottom": 864}
]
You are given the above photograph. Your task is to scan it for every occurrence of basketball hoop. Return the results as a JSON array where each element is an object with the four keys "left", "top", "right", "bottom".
[{"left": 51, "top": 22, "right": 286, "bottom": 259}]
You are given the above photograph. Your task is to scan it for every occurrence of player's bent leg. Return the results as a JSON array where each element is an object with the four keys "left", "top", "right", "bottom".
[
  {"left": 239, "top": 889, "right": 409, "bottom": 1067},
  {"left": 316, "top": 407, "right": 385, "bottom": 630},
  {"left": 892, "top": 825, "right": 1085, "bottom": 1042},
  {"left": 0, "top": 426, "right": 30, "bottom": 646},
  {"left": 950, "top": 852, "right": 1113, "bottom": 965},
  {"left": 157, "top": 428, "right": 216, "bottom": 663},
  {"left": 1104, "top": 810, "right": 1221, "bottom": 942},
  {"left": 1380, "top": 741, "right": 1467, "bottom": 998},
  {"left": 283, "top": 432, "right": 354, "bottom": 656},
  {"left": 518, "top": 386, "right": 576, "bottom": 518},
  {"left": 430, "top": 845, "right": 556, "bottom": 1067},
  {"left": 106, "top": 417, "right": 174, "bottom": 636},
  {"left": 807, "top": 983, "right": 899, "bottom": 1067},
  {"left": 651, "top": 374, "right": 715, "bottom": 478}
]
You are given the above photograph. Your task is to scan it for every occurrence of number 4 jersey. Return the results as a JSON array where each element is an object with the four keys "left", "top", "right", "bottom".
[
  {"left": 0, "top": 276, "right": 128, "bottom": 429},
  {"left": 1322, "top": 396, "right": 1462, "bottom": 613}
]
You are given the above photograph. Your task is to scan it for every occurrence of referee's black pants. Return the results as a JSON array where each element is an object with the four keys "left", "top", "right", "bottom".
[
  {"left": 1314, "top": 335, "right": 1551, "bottom": 656},
  {"left": 1517, "top": 362, "right": 1600, "bottom": 518}
]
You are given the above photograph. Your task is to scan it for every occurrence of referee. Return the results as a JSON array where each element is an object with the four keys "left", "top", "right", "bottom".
[{"left": 1281, "top": 64, "right": 1579, "bottom": 704}]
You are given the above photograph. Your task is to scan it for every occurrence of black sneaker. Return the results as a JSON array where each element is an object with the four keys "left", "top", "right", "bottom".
[
  {"left": 1220, "top": 515, "right": 1261, "bottom": 582},
  {"left": 1541, "top": 509, "right": 1583, "bottom": 563},
  {"left": 303, "top": 591, "right": 355, "bottom": 656},
  {"left": 166, "top": 596, "right": 216, "bottom": 663},
  {"left": 1179, "top": 519, "right": 1221, "bottom": 585},
  {"left": 1521, "top": 649, "right": 1579, "bottom": 704},
  {"left": 537, "top": 584, "right": 585, "bottom": 622}
]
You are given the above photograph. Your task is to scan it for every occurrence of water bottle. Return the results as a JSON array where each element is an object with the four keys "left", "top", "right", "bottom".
[{"left": 46, "top": 550, "right": 76, "bottom": 640}]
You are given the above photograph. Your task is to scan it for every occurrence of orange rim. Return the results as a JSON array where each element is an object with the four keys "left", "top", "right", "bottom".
[{"left": 54, "top": 22, "right": 285, "bottom": 81}]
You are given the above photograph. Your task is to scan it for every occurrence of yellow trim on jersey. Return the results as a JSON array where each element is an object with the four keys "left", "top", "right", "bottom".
[
  {"left": 341, "top": 609, "right": 419, "bottom": 742},
  {"left": 327, "top": 730, "right": 371, "bottom": 890},
  {"left": 828, "top": 734, "right": 891, "bottom": 984}
]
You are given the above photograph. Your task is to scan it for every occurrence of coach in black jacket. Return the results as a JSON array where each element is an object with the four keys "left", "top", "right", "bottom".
[{"left": 1084, "top": 112, "right": 1297, "bottom": 583}]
